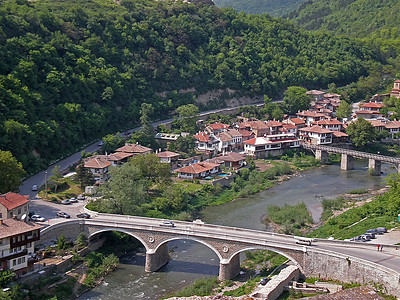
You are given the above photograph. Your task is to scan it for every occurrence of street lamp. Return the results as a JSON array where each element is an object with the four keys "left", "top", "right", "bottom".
[{"left": 44, "top": 171, "right": 48, "bottom": 200}]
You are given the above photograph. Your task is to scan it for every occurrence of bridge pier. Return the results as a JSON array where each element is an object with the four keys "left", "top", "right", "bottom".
[
  {"left": 219, "top": 254, "right": 240, "bottom": 281},
  {"left": 340, "top": 154, "right": 354, "bottom": 170},
  {"left": 368, "top": 159, "right": 381, "bottom": 176},
  {"left": 315, "top": 150, "right": 329, "bottom": 164},
  {"left": 145, "top": 244, "right": 169, "bottom": 273}
]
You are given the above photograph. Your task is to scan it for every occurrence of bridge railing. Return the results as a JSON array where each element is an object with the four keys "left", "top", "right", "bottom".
[{"left": 301, "top": 141, "right": 400, "bottom": 164}]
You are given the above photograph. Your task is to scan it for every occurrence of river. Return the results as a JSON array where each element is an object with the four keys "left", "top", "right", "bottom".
[{"left": 78, "top": 160, "right": 393, "bottom": 300}]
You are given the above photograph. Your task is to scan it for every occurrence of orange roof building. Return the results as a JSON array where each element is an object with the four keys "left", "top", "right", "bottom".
[
  {"left": 0, "top": 193, "right": 29, "bottom": 220},
  {"left": 174, "top": 161, "right": 221, "bottom": 179}
]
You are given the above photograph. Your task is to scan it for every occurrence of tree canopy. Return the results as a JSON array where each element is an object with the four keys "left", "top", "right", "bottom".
[
  {"left": 0, "top": 0, "right": 388, "bottom": 173},
  {"left": 346, "top": 117, "right": 376, "bottom": 147},
  {"left": 283, "top": 86, "right": 312, "bottom": 114},
  {"left": 0, "top": 150, "right": 25, "bottom": 194}
]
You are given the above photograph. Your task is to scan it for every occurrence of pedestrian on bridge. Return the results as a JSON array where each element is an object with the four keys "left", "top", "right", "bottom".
[
  {"left": 377, "top": 244, "right": 380, "bottom": 251},
  {"left": 380, "top": 245, "right": 383, "bottom": 251}
]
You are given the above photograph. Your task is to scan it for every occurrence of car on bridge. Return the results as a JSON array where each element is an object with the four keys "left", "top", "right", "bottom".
[
  {"left": 160, "top": 221, "right": 175, "bottom": 227},
  {"left": 57, "top": 212, "right": 71, "bottom": 218},
  {"left": 77, "top": 213, "right": 90, "bottom": 219}
]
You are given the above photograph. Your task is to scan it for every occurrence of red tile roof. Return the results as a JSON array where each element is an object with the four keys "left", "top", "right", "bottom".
[
  {"left": 84, "top": 156, "right": 111, "bottom": 169},
  {"left": 175, "top": 161, "right": 220, "bottom": 175},
  {"left": 238, "top": 130, "right": 253, "bottom": 137},
  {"left": 226, "top": 129, "right": 241, "bottom": 136},
  {"left": 207, "top": 123, "right": 230, "bottom": 130},
  {"left": 385, "top": 121, "right": 400, "bottom": 129},
  {"left": 217, "top": 152, "right": 246, "bottom": 162},
  {"left": 0, "top": 218, "right": 42, "bottom": 239},
  {"left": 324, "top": 93, "right": 341, "bottom": 98},
  {"left": 218, "top": 131, "right": 232, "bottom": 142},
  {"left": 287, "top": 118, "right": 305, "bottom": 125},
  {"left": 193, "top": 132, "right": 210, "bottom": 143},
  {"left": 156, "top": 151, "right": 180, "bottom": 158},
  {"left": 0, "top": 193, "right": 29, "bottom": 211},
  {"left": 296, "top": 111, "right": 326, "bottom": 118},
  {"left": 244, "top": 137, "right": 267, "bottom": 146},
  {"left": 266, "top": 121, "right": 283, "bottom": 127},
  {"left": 115, "top": 143, "right": 152, "bottom": 154},
  {"left": 368, "top": 120, "right": 386, "bottom": 127},
  {"left": 332, "top": 131, "right": 348, "bottom": 137},
  {"left": 282, "top": 123, "right": 297, "bottom": 129},
  {"left": 248, "top": 120, "right": 268, "bottom": 130},
  {"left": 361, "top": 102, "right": 384, "bottom": 109},
  {"left": 315, "top": 119, "right": 343, "bottom": 126},
  {"left": 299, "top": 126, "right": 333, "bottom": 134},
  {"left": 356, "top": 110, "right": 380, "bottom": 115}
]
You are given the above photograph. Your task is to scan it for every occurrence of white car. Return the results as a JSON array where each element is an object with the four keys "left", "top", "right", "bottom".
[
  {"left": 31, "top": 184, "right": 38, "bottom": 191},
  {"left": 159, "top": 221, "right": 175, "bottom": 227},
  {"left": 31, "top": 215, "right": 45, "bottom": 222}
]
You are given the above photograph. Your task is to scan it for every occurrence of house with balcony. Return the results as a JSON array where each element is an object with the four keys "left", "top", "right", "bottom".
[
  {"left": 244, "top": 134, "right": 299, "bottom": 158},
  {"left": 390, "top": 80, "right": 400, "bottom": 98},
  {"left": 205, "top": 123, "right": 230, "bottom": 135},
  {"left": 306, "top": 90, "right": 325, "bottom": 102},
  {"left": 156, "top": 151, "right": 180, "bottom": 169},
  {"left": 208, "top": 152, "right": 247, "bottom": 169},
  {"left": 174, "top": 161, "right": 221, "bottom": 179},
  {"left": 385, "top": 121, "right": 400, "bottom": 138},
  {"left": 193, "top": 132, "right": 219, "bottom": 153},
  {"left": 0, "top": 193, "right": 29, "bottom": 220},
  {"left": 299, "top": 126, "right": 333, "bottom": 145},
  {"left": 360, "top": 102, "right": 384, "bottom": 112},
  {"left": 0, "top": 218, "right": 41, "bottom": 274},
  {"left": 296, "top": 111, "right": 327, "bottom": 126},
  {"left": 314, "top": 119, "right": 343, "bottom": 131},
  {"left": 283, "top": 117, "right": 306, "bottom": 129},
  {"left": 265, "top": 121, "right": 283, "bottom": 135},
  {"left": 83, "top": 155, "right": 111, "bottom": 183}
]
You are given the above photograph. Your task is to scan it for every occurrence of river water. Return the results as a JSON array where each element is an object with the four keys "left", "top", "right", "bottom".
[{"left": 78, "top": 160, "right": 393, "bottom": 300}]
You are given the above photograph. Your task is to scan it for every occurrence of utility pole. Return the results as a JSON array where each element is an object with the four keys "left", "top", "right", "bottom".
[{"left": 45, "top": 171, "right": 48, "bottom": 200}]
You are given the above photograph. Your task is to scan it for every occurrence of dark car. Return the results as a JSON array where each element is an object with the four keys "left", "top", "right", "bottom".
[
  {"left": 56, "top": 212, "right": 71, "bottom": 218},
  {"left": 77, "top": 213, "right": 90, "bottom": 219},
  {"left": 260, "top": 278, "right": 270, "bottom": 285}
]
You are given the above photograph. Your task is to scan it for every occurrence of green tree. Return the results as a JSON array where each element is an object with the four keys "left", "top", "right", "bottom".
[
  {"left": 174, "top": 135, "right": 196, "bottom": 155},
  {"left": 263, "top": 95, "right": 283, "bottom": 120},
  {"left": 130, "top": 153, "right": 172, "bottom": 188},
  {"left": 0, "top": 270, "right": 15, "bottom": 288},
  {"left": 0, "top": 150, "right": 25, "bottom": 193},
  {"left": 49, "top": 165, "right": 63, "bottom": 193},
  {"left": 75, "top": 162, "right": 95, "bottom": 189},
  {"left": 130, "top": 103, "right": 158, "bottom": 149},
  {"left": 346, "top": 117, "right": 376, "bottom": 147},
  {"left": 76, "top": 232, "right": 88, "bottom": 248},
  {"left": 101, "top": 133, "right": 125, "bottom": 154},
  {"left": 336, "top": 100, "right": 352, "bottom": 119},
  {"left": 283, "top": 86, "right": 312, "bottom": 114},
  {"left": 176, "top": 104, "right": 199, "bottom": 133},
  {"left": 56, "top": 234, "right": 68, "bottom": 250},
  {"left": 99, "top": 163, "right": 148, "bottom": 215}
]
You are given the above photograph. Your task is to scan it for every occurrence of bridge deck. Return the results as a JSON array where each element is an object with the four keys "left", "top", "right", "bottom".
[{"left": 301, "top": 142, "right": 400, "bottom": 164}]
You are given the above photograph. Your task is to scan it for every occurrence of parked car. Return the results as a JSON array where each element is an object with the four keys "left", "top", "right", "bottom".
[
  {"left": 359, "top": 234, "right": 371, "bottom": 241},
  {"left": 69, "top": 198, "right": 78, "bottom": 203},
  {"left": 159, "top": 221, "right": 175, "bottom": 227},
  {"left": 30, "top": 215, "right": 45, "bottom": 222},
  {"left": 367, "top": 229, "right": 379, "bottom": 235},
  {"left": 31, "top": 184, "right": 38, "bottom": 191},
  {"left": 377, "top": 227, "right": 387, "bottom": 233},
  {"left": 56, "top": 212, "right": 70, "bottom": 218},
  {"left": 77, "top": 195, "right": 85, "bottom": 200},
  {"left": 364, "top": 232, "right": 375, "bottom": 239},
  {"left": 76, "top": 213, "right": 90, "bottom": 219},
  {"left": 98, "top": 141, "right": 104, "bottom": 146},
  {"left": 61, "top": 199, "right": 71, "bottom": 205},
  {"left": 260, "top": 278, "right": 269, "bottom": 285}
]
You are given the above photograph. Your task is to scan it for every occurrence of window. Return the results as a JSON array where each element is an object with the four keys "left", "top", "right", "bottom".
[
  {"left": 13, "top": 260, "right": 16, "bottom": 266},
  {"left": 9, "top": 212, "right": 13, "bottom": 218},
  {"left": 0, "top": 213, "right": 2, "bottom": 219},
  {"left": 17, "top": 258, "right": 21, "bottom": 264},
  {"left": 22, "top": 257, "right": 25, "bottom": 263},
  {"left": 18, "top": 208, "right": 21, "bottom": 215}
]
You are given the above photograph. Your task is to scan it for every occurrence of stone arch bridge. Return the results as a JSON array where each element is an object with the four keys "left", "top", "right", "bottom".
[{"left": 40, "top": 214, "right": 400, "bottom": 297}]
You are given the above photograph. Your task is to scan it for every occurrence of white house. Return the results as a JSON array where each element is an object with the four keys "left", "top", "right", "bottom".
[{"left": 299, "top": 126, "right": 333, "bottom": 145}]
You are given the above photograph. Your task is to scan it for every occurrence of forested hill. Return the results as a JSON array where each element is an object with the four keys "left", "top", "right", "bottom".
[
  {"left": 289, "top": 0, "right": 400, "bottom": 38},
  {"left": 0, "top": 0, "right": 382, "bottom": 173},
  {"left": 213, "top": 0, "right": 306, "bottom": 17}
]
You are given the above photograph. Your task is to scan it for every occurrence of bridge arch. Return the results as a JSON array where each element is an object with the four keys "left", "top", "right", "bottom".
[
  {"left": 227, "top": 245, "right": 304, "bottom": 274},
  {"left": 154, "top": 236, "right": 223, "bottom": 261},
  {"left": 88, "top": 228, "right": 150, "bottom": 251}
]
